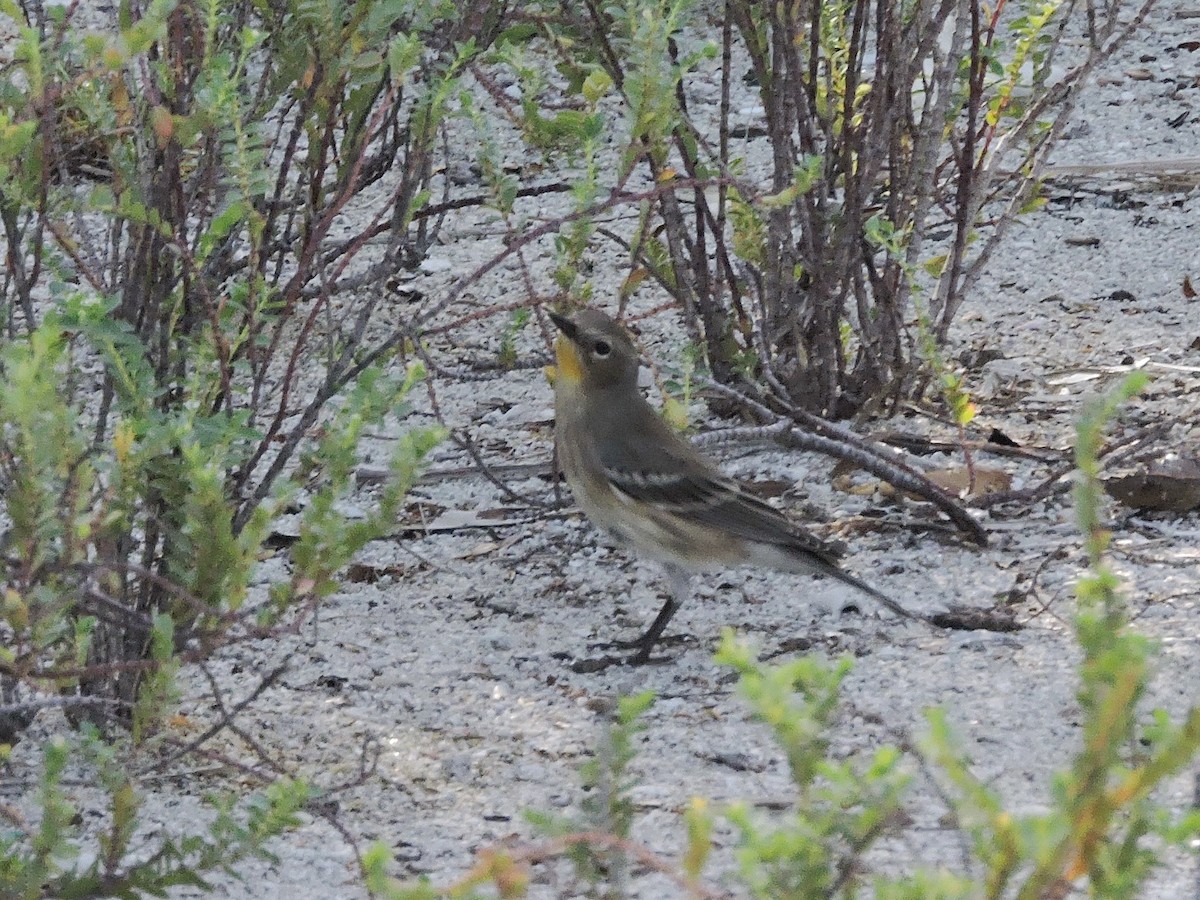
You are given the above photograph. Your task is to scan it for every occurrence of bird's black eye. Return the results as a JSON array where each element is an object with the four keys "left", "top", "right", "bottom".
[{"left": 593, "top": 340, "right": 611, "bottom": 357}]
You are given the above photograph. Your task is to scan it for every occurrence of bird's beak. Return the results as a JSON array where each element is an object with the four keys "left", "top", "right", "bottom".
[
  {"left": 548, "top": 311, "right": 580, "bottom": 344},
  {"left": 548, "top": 311, "right": 585, "bottom": 385}
]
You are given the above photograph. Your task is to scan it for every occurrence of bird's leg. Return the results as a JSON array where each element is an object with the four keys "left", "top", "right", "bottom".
[
  {"left": 626, "top": 565, "right": 691, "bottom": 664},
  {"left": 581, "top": 566, "right": 692, "bottom": 666}
]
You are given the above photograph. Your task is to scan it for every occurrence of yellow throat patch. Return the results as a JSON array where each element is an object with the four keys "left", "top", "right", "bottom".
[{"left": 553, "top": 334, "right": 585, "bottom": 385}]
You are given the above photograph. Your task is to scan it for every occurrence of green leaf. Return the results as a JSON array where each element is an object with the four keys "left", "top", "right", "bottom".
[
  {"left": 198, "top": 199, "right": 248, "bottom": 263},
  {"left": 388, "top": 33, "right": 422, "bottom": 84},
  {"left": 582, "top": 68, "right": 613, "bottom": 104},
  {"left": 922, "top": 253, "right": 949, "bottom": 277}
]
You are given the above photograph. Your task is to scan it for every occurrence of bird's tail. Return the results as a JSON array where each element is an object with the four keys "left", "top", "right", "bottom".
[
  {"left": 823, "top": 563, "right": 927, "bottom": 623},
  {"left": 749, "top": 540, "right": 927, "bottom": 623}
]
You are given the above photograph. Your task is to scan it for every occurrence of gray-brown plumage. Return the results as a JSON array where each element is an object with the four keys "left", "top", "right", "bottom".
[{"left": 549, "top": 308, "right": 917, "bottom": 662}]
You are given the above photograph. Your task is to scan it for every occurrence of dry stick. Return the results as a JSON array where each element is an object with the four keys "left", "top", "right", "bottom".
[
  {"left": 875, "top": 429, "right": 1066, "bottom": 464},
  {"left": 448, "top": 830, "right": 725, "bottom": 900},
  {"left": 233, "top": 316, "right": 410, "bottom": 525},
  {"left": 12, "top": 574, "right": 329, "bottom": 683},
  {"left": 4, "top": 651, "right": 178, "bottom": 684},
  {"left": 91, "top": 559, "right": 246, "bottom": 633},
  {"left": 596, "top": 224, "right": 687, "bottom": 310},
  {"left": 125, "top": 53, "right": 232, "bottom": 416},
  {"left": 688, "top": 419, "right": 795, "bottom": 452},
  {"left": 447, "top": 428, "right": 546, "bottom": 507},
  {"left": 153, "top": 732, "right": 374, "bottom": 882},
  {"left": 422, "top": 296, "right": 559, "bottom": 336},
  {"left": 182, "top": 662, "right": 378, "bottom": 881},
  {"left": 780, "top": 427, "right": 988, "bottom": 547},
  {"left": 702, "top": 381, "right": 989, "bottom": 546},
  {"left": 154, "top": 739, "right": 276, "bottom": 787},
  {"left": 76, "top": 585, "right": 156, "bottom": 633},
  {"left": 890, "top": 724, "right": 980, "bottom": 878},
  {"left": 0, "top": 695, "right": 127, "bottom": 718},
  {"left": 1022, "top": 552, "right": 1075, "bottom": 629},
  {"left": 44, "top": 219, "right": 106, "bottom": 294},
  {"left": 404, "top": 334, "right": 550, "bottom": 506},
  {"left": 900, "top": 0, "right": 969, "bottom": 277},
  {"left": 972, "top": 420, "right": 1174, "bottom": 509},
  {"left": 1039, "top": 158, "right": 1200, "bottom": 179},
  {"left": 727, "top": 4, "right": 893, "bottom": 407},
  {"left": 193, "top": 663, "right": 291, "bottom": 777},
  {"left": 141, "top": 661, "right": 290, "bottom": 776},
  {"left": 403, "top": 345, "right": 547, "bottom": 514},
  {"left": 409, "top": 177, "right": 725, "bottom": 331},
  {"left": 982, "top": 460, "right": 1079, "bottom": 509},
  {"left": 930, "top": 0, "right": 985, "bottom": 341},
  {"left": 939, "top": 0, "right": 1160, "bottom": 338},
  {"left": 654, "top": 47, "right": 764, "bottom": 339},
  {"left": 405, "top": 333, "right": 514, "bottom": 385},
  {"left": 235, "top": 74, "right": 405, "bottom": 500}
]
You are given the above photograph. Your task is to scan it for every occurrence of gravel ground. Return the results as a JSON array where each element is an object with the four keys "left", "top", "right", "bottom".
[{"left": 5, "top": 1, "right": 1200, "bottom": 897}]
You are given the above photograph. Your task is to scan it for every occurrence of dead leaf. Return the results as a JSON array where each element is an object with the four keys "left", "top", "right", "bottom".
[
  {"left": 849, "top": 466, "right": 1011, "bottom": 500},
  {"left": 620, "top": 267, "right": 649, "bottom": 299},
  {"left": 347, "top": 562, "right": 408, "bottom": 583},
  {"left": 925, "top": 467, "right": 1013, "bottom": 498},
  {"left": 987, "top": 428, "right": 1021, "bottom": 448},
  {"left": 459, "top": 541, "right": 501, "bottom": 560},
  {"left": 1104, "top": 456, "right": 1200, "bottom": 512},
  {"left": 457, "top": 535, "right": 520, "bottom": 560},
  {"left": 1184, "top": 275, "right": 1197, "bottom": 298},
  {"left": 831, "top": 466, "right": 869, "bottom": 494}
]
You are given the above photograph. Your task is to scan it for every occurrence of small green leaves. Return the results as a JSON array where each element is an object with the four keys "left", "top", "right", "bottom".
[
  {"left": 387, "top": 32, "right": 423, "bottom": 85},
  {"left": 1074, "top": 372, "right": 1150, "bottom": 571},
  {"left": 716, "top": 632, "right": 909, "bottom": 896},
  {"left": 497, "top": 308, "right": 531, "bottom": 369},
  {"left": 581, "top": 68, "right": 613, "bottom": 104},
  {"left": 0, "top": 114, "right": 36, "bottom": 166}
]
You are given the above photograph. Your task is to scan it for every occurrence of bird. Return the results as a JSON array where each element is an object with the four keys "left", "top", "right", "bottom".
[{"left": 546, "top": 307, "right": 920, "bottom": 663}]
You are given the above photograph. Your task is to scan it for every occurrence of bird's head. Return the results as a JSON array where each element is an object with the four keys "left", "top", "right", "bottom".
[{"left": 548, "top": 309, "right": 640, "bottom": 392}]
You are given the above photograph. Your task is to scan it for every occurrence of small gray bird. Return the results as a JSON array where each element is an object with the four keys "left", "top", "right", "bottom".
[{"left": 548, "top": 308, "right": 918, "bottom": 663}]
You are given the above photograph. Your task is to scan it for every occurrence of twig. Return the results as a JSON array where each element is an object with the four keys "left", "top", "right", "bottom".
[
  {"left": 140, "top": 661, "right": 290, "bottom": 776},
  {"left": 702, "top": 380, "right": 989, "bottom": 546},
  {"left": 446, "top": 830, "right": 727, "bottom": 900}
]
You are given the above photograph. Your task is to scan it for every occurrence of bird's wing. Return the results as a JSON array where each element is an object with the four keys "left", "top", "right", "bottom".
[{"left": 594, "top": 412, "right": 843, "bottom": 565}]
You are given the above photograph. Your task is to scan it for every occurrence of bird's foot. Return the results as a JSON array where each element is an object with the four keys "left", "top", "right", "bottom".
[
  {"left": 568, "top": 652, "right": 650, "bottom": 673},
  {"left": 570, "top": 633, "right": 691, "bottom": 670},
  {"left": 585, "top": 633, "right": 691, "bottom": 657}
]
